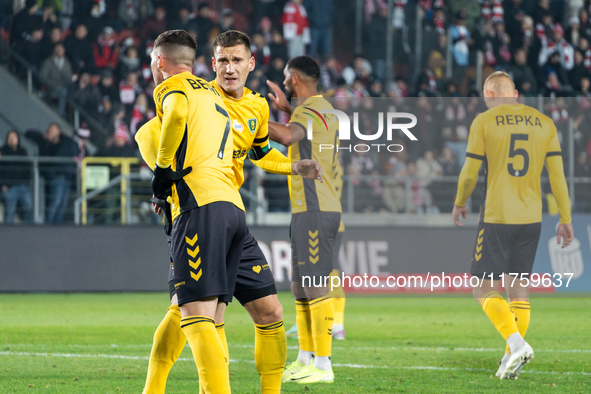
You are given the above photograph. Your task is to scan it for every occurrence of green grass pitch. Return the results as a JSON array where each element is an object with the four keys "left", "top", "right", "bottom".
[{"left": 0, "top": 292, "right": 589, "bottom": 393}]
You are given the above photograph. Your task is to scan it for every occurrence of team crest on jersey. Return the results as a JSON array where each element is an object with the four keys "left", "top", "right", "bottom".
[
  {"left": 248, "top": 118, "right": 257, "bottom": 134},
  {"left": 232, "top": 119, "right": 244, "bottom": 132}
]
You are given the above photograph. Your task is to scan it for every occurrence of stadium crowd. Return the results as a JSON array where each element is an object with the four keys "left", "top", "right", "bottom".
[{"left": 1, "top": 0, "right": 591, "bottom": 222}]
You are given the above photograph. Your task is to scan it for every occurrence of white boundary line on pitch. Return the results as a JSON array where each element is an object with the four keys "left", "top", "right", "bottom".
[
  {"left": 4, "top": 343, "right": 590, "bottom": 353},
  {"left": 1, "top": 351, "right": 589, "bottom": 377}
]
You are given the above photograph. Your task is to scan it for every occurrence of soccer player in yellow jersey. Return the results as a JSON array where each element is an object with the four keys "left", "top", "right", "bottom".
[
  {"left": 453, "top": 71, "right": 574, "bottom": 380},
  {"left": 149, "top": 30, "right": 246, "bottom": 394},
  {"left": 139, "top": 30, "right": 323, "bottom": 394},
  {"left": 267, "top": 56, "right": 342, "bottom": 384}
]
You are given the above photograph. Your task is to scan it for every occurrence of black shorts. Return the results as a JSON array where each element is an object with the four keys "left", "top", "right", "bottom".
[
  {"left": 470, "top": 222, "right": 542, "bottom": 279},
  {"left": 291, "top": 211, "right": 341, "bottom": 281},
  {"left": 169, "top": 226, "right": 276, "bottom": 305},
  {"left": 332, "top": 230, "right": 344, "bottom": 271},
  {"left": 169, "top": 202, "right": 247, "bottom": 306}
]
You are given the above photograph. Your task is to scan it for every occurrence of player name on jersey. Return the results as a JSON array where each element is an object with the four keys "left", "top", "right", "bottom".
[{"left": 495, "top": 115, "right": 542, "bottom": 127}]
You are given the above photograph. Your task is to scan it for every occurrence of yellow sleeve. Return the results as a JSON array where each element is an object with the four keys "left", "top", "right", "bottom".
[
  {"left": 156, "top": 89, "right": 188, "bottom": 168},
  {"left": 466, "top": 115, "right": 485, "bottom": 159},
  {"left": 250, "top": 147, "right": 292, "bottom": 175},
  {"left": 545, "top": 128, "right": 571, "bottom": 223},
  {"left": 134, "top": 117, "right": 160, "bottom": 171},
  {"left": 454, "top": 157, "right": 482, "bottom": 207}
]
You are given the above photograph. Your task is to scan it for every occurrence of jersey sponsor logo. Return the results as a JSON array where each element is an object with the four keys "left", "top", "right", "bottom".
[
  {"left": 233, "top": 149, "right": 248, "bottom": 159},
  {"left": 232, "top": 119, "right": 244, "bottom": 132},
  {"left": 248, "top": 118, "right": 257, "bottom": 134},
  {"left": 495, "top": 115, "right": 542, "bottom": 127}
]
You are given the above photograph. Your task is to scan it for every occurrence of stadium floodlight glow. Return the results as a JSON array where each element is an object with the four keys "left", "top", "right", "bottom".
[{"left": 306, "top": 110, "right": 418, "bottom": 142}]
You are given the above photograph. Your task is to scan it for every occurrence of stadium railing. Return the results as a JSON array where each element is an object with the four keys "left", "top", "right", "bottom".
[{"left": 1, "top": 156, "right": 589, "bottom": 225}]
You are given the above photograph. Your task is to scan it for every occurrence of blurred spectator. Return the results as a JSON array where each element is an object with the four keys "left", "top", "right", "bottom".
[
  {"left": 14, "top": 27, "right": 44, "bottom": 68},
  {"left": 342, "top": 55, "right": 372, "bottom": 86},
  {"left": 101, "top": 123, "right": 135, "bottom": 158},
  {"left": 319, "top": 57, "right": 341, "bottom": 93},
  {"left": 251, "top": 33, "right": 271, "bottom": 67},
  {"left": 549, "top": 23, "right": 574, "bottom": 71},
  {"left": 0, "top": 130, "right": 33, "bottom": 223},
  {"left": 569, "top": 49, "right": 591, "bottom": 91},
  {"left": 81, "top": 0, "right": 109, "bottom": 41},
  {"left": 119, "top": 72, "right": 142, "bottom": 111},
  {"left": 269, "top": 30, "right": 288, "bottom": 61},
  {"left": 364, "top": 4, "right": 387, "bottom": 81},
  {"left": 192, "top": 55, "right": 213, "bottom": 80},
  {"left": 258, "top": 16, "right": 273, "bottom": 43},
  {"left": 170, "top": 3, "right": 196, "bottom": 33},
  {"left": 347, "top": 150, "right": 383, "bottom": 212},
  {"left": 219, "top": 8, "right": 238, "bottom": 33},
  {"left": 281, "top": 0, "right": 310, "bottom": 58},
  {"left": 118, "top": 0, "right": 154, "bottom": 28},
  {"left": 544, "top": 51, "right": 571, "bottom": 90},
  {"left": 450, "top": 10, "right": 471, "bottom": 82},
  {"left": 73, "top": 124, "right": 92, "bottom": 161},
  {"left": 139, "top": 5, "right": 167, "bottom": 41},
  {"left": 39, "top": 43, "right": 73, "bottom": 117},
  {"left": 194, "top": 3, "right": 217, "bottom": 55},
  {"left": 64, "top": 24, "right": 94, "bottom": 74},
  {"left": 130, "top": 93, "right": 152, "bottom": 135},
  {"left": 26, "top": 123, "right": 79, "bottom": 224},
  {"left": 512, "top": 48, "right": 538, "bottom": 94},
  {"left": 381, "top": 156, "right": 407, "bottom": 213},
  {"left": 40, "top": 26, "right": 63, "bottom": 62},
  {"left": 267, "top": 57, "right": 286, "bottom": 85},
  {"left": 41, "top": 2, "right": 59, "bottom": 32},
  {"left": 543, "top": 70, "right": 564, "bottom": 95},
  {"left": 93, "top": 26, "right": 118, "bottom": 71},
  {"left": 117, "top": 46, "right": 141, "bottom": 79},
  {"left": 304, "top": 0, "right": 333, "bottom": 60},
  {"left": 439, "top": 145, "right": 459, "bottom": 175},
  {"left": 441, "top": 95, "right": 469, "bottom": 166},
  {"left": 99, "top": 69, "right": 119, "bottom": 103},
  {"left": 11, "top": 0, "right": 41, "bottom": 40},
  {"left": 70, "top": 72, "right": 102, "bottom": 118},
  {"left": 417, "top": 50, "right": 446, "bottom": 93}
]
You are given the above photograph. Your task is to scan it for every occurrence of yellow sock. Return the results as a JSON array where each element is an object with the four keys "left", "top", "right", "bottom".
[
  {"left": 181, "top": 316, "right": 230, "bottom": 394},
  {"left": 254, "top": 321, "right": 287, "bottom": 394},
  {"left": 216, "top": 323, "right": 229, "bottom": 361},
  {"left": 309, "top": 295, "right": 334, "bottom": 357},
  {"left": 143, "top": 305, "right": 186, "bottom": 394},
  {"left": 480, "top": 291, "right": 519, "bottom": 340},
  {"left": 505, "top": 301, "right": 531, "bottom": 353},
  {"left": 295, "top": 300, "right": 313, "bottom": 352}
]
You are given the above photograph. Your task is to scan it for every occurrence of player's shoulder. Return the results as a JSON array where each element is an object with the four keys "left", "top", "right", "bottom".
[
  {"left": 154, "top": 74, "right": 188, "bottom": 105},
  {"left": 242, "top": 87, "right": 269, "bottom": 117}
]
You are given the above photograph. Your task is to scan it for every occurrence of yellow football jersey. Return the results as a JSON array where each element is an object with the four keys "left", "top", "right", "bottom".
[
  {"left": 209, "top": 80, "right": 271, "bottom": 189},
  {"left": 467, "top": 103, "right": 562, "bottom": 224},
  {"left": 153, "top": 71, "right": 244, "bottom": 219},
  {"left": 289, "top": 96, "right": 341, "bottom": 214}
]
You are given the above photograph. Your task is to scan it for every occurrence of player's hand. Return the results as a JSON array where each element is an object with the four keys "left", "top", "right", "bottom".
[
  {"left": 293, "top": 160, "right": 323, "bottom": 182},
  {"left": 267, "top": 80, "right": 292, "bottom": 115},
  {"left": 556, "top": 223, "right": 574, "bottom": 249},
  {"left": 150, "top": 195, "right": 173, "bottom": 235},
  {"left": 152, "top": 165, "right": 192, "bottom": 200},
  {"left": 151, "top": 194, "right": 163, "bottom": 215},
  {"left": 452, "top": 204, "right": 468, "bottom": 227}
]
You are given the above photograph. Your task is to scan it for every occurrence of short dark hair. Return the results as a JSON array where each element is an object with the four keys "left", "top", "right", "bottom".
[
  {"left": 286, "top": 56, "right": 320, "bottom": 81},
  {"left": 213, "top": 30, "right": 251, "bottom": 53},
  {"left": 154, "top": 30, "right": 197, "bottom": 67},
  {"left": 154, "top": 29, "right": 197, "bottom": 52}
]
